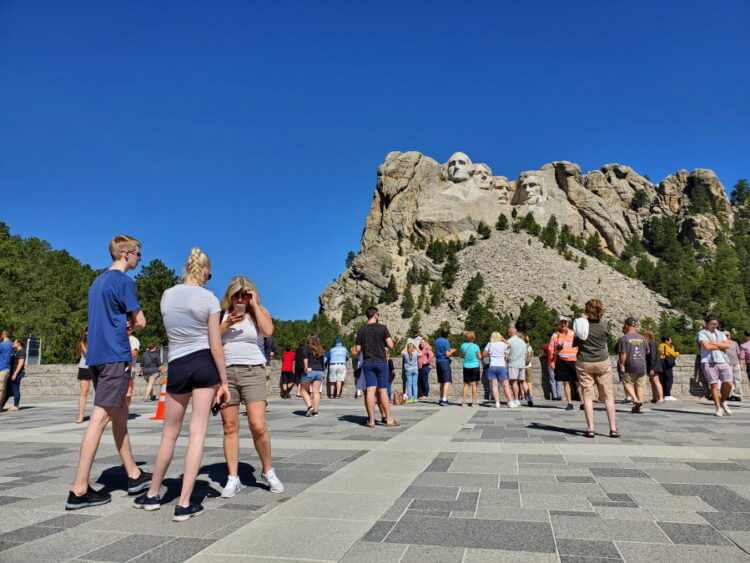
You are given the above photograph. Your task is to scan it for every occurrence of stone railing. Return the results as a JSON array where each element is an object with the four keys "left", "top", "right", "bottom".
[{"left": 20, "top": 355, "right": 723, "bottom": 400}]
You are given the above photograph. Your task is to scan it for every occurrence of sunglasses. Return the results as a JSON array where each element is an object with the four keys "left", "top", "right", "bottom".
[{"left": 127, "top": 250, "right": 142, "bottom": 258}]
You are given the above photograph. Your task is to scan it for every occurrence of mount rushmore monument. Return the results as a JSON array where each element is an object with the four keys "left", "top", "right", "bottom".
[{"left": 320, "top": 151, "right": 733, "bottom": 334}]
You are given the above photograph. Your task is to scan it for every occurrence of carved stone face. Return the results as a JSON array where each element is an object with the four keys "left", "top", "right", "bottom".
[
  {"left": 493, "top": 177, "right": 512, "bottom": 204},
  {"left": 446, "top": 152, "right": 473, "bottom": 183},
  {"left": 472, "top": 164, "right": 492, "bottom": 189},
  {"left": 520, "top": 174, "right": 545, "bottom": 205}
]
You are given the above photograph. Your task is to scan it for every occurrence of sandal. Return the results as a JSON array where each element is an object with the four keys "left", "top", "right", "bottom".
[
  {"left": 610, "top": 429, "right": 621, "bottom": 438},
  {"left": 363, "top": 420, "right": 376, "bottom": 428},
  {"left": 584, "top": 429, "right": 595, "bottom": 439},
  {"left": 385, "top": 420, "right": 400, "bottom": 427}
]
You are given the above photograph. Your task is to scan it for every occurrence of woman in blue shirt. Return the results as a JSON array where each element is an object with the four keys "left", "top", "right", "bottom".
[{"left": 459, "top": 331, "right": 482, "bottom": 407}]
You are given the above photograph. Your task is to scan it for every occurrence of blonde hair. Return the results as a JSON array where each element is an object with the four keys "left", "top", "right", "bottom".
[
  {"left": 464, "top": 331, "right": 476, "bottom": 342},
  {"left": 109, "top": 235, "right": 141, "bottom": 260},
  {"left": 406, "top": 343, "right": 416, "bottom": 355},
  {"left": 643, "top": 330, "right": 655, "bottom": 342},
  {"left": 489, "top": 331, "right": 502, "bottom": 342},
  {"left": 220, "top": 276, "right": 262, "bottom": 313},
  {"left": 183, "top": 247, "right": 211, "bottom": 286},
  {"left": 522, "top": 334, "right": 530, "bottom": 344}
]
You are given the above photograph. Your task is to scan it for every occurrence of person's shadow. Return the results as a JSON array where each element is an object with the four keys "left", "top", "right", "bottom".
[
  {"left": 200, "top": 461, "right": 267, "bottom": 493},
  {"left": 337, "top": 414, "right": 370, "bottom": 425},
  {"left": 527, "top": 421, "right": 584, "bottom": 436}
]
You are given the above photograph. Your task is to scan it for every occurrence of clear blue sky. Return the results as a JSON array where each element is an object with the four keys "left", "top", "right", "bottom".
[{"left": 2, "top": 0, "right": 748, "bottom": 320}]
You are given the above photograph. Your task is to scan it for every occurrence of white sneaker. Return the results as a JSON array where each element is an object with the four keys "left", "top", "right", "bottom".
[
  {"left": 263, "top": 469, "right": 285, "bottom": 494},
  {"left": 722, "top": 402, "right": 733, "bottom": 415},
  {"left": 715, "top": 408, "right": 724, "bottom": 417},
  {"left": 509, "top": 401, "right": 519, "bottom": 408},
  {"left": 495, "top": 402, "right": 501, "bottom": 408},
  {"left": 220, "top": 476, "right": 241, "bottom": 498},
  {"left": 665, "top": 396, "right": 676, "bottom": 401}
]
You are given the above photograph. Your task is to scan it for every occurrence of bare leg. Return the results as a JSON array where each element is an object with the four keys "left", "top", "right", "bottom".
[
  {"left": 311, "top": 380, "right": 322, "bottom": 412},
  {"left": 623, "top": 383, "right": 636, "bottom": 404},
  {"left": 247, "top": 401, "right": 272, "bottom": 473},
  {"left": 72, "top": 404, "right": 139, "bottom": 496},
  {"left": 147, "top": 393, "right": 190, "bottom": 497},
  {"left": 635, "top": 383, "right": 645, "bottom": 405},
  {"left": 563, "top": 381, "right": 572, "bottom": 403},
  {"left": 177, "top": 388, "right": 214, "bottom": 507},
  {"left": 650, "top": 375, "right": 663, "bottom": 402},
  {"left": 490, "top": 380, "right": 499, "bottom": 402},
  {"left": 220, "top": 404, "right": 240, "bottom": 477},
  {"left": 461, "top": 383, "right": 469, "bottom": 404},
  {"left": 583, "top": 397, "right": 594, "bottom": 431},
  {"left": 335, "top": 381, "right": 343, "bottom": 397},
  {"left": 511, "top": 380, "right": 520, "bottom": 401},
  {"left": 721, "top": 381, "right": 733, "bottom": 404},
  {"left": 501, "top": 380, "right": 513, "bottom": 403},
  {"left": 378, "top": 388, "right": 395, "bottom": 423},
  {"left": 145, "top": 377, "right": 155, "bottom": 400},
  {"left": 365, "top": 386, "right": 376, "bottom": 423},
  {"left": 77, "top": 380, "right": 91, "bottom": 422},
  {"left": 471, "top": 381, "right": 478, "bottom": 404},
  {"left": 605, "top": 399, "right": 617, "bottom": 432},
  {"left": 440, "top": 382, "right": 450, "bottom": 401},
  {"left": 299, "top": 381, "right": 312, "bottom": 408},
  {"left": 125, "top": 380, "right": 134, "bottom": 408}
]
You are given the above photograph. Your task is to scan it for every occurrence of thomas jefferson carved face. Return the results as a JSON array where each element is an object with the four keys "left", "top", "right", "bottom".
[
  {"left": 472, "top": 164, "right": 493, "bottom": 189},
  {"left": 446, "top": 152, "right": 473, "bottom": 183},
  {"left": 520, "top": 174, "right": 545, "bottom": 205}
]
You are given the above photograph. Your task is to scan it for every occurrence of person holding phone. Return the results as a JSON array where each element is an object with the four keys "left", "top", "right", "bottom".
[
  {"left": 133, "top": 248, "right": 230, "bottom": 521},
  {"left": 216, "top": 275, "right": 284, "bottom": 498}
]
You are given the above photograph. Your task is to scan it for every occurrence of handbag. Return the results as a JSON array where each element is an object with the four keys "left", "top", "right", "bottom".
[{"left": 664, "top": 355, "right": 676, "bottom": 368}]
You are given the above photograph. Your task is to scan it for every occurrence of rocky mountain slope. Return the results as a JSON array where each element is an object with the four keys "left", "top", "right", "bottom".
[{"left": 319, "top": 150, "right": 735, "bottom": 334}]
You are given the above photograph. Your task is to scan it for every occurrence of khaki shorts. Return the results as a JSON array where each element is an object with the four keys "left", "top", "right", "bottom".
[
  {"left": 623, "top": 372, "right": 646, "bottom": 388},
  {"left": 226, "top": 364, "right": 267, "bottom": 405},
  {"left": 0, "top": 370, "right": 8, "bottom": 392},
  {"left": 576, "top": 360, "right": 614, "bottom": 401},
  {"left": 328, "top": 364, "right": 347, "bottom": 383}
]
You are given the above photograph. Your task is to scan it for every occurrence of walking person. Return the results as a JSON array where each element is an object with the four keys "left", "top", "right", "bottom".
[
  {"left": 548, "top": 317, "right": 579, "bottom": 411},
  {"left": 697, "top": 316, "right": 734, "bottom": 416},
  {"left": 643, "top": 331, "right": 664, "bottom": 404},
  {"left": 217, "top": 275, "right": 284, "bottom": 498},
  {"left": 294, "top": 341, "right": 306, "bottom": 399},
  {"left": 351, "top": 307, "right": 399, "bottom": 427},
  {"left": 75, "top": 328, "right": 93, "bottom": 423},
  {"left": 139, "top": 343, "right": 164, "bottom": 401},
  {"left": 402, "top": 343, "right": 419, "bottom": 403},
  {"left": 125, "top": 326, "right": 140, "bottom": 408},
  {"left": 507, "top": 328, "right": 530, "bottom": 407},
  {"left": 434, "top": 328, "right": 456, "bottom": 406},
  {"left": 657, "top": 336, "right": 679, "bottom": 401},
  {"left": 617, "top": 318, "right": 648, "bottom": 414},
  {"left": 459, "top": 331, "right": 481, "bottom": 407},
  {"left": 541, "top": 341, "right": 562, "bottom": 400},
  {"left": 328, "top": 339, "right": 349, "bottom": 399},
  {"left": 739, "top": 331, "right": 750, "bottom": 391},
  {"left": 482, "top": 331, "right": 514, "bottom": 408},
  {"left": 2, "top": 337, "right": 27, "bottom": 411},
  {"left": 572, "top": 299, "right": 619, "bottom": 438},
  {"left": 724, "top": 331, "right": 743, "bottom": 401},
  {"left": 299, "top": 335, "right": 326, "bottom": 417},
  {"left": 279, "top": 345, "right": 296, "bottom": 398},
  {"left": 0, "top": 330, "right": 13, "bottom": 412},
  {"left": 133, "top": 248, "right": 230, "bottom": 521},
  {"left": 66, "top": 235, "right": 151, "bottom": 511},
  {"left": 417, "top": 339, "right": 433, "bottom": 400}
]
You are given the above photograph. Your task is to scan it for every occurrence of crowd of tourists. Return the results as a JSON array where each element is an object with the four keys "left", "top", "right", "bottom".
[{"left": 4, "top": 233, "right": 750, "bottom": 523}]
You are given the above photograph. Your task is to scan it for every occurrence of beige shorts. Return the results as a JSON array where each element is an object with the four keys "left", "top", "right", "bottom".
[
  {"left": 576, "top": 360, "right": 614, "bottom": 401},
  {"left": 0, "top": 369, "right": 8, "bottom": 392},
  {"left": 227, "top": 364, "right": 267, "bottom": 405},
  {"left": 623, "top": 372, "right": 647, "bottom": 388},
  {"left": 328, "top": 364, "right": 347, "bottom": 382}
]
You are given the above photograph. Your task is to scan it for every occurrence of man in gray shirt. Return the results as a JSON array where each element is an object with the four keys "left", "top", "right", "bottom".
[
  {"left": 617, "top": 318, "right": 648, "bottom": 414},
  {"left": 724, "top": 330, "right": 742, "bottom": 402},
  {"left": 697, "top": 315, "right": 733, "bottom": 417}
]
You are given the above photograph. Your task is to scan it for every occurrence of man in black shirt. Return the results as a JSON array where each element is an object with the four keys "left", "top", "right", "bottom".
[{"left": 352, "top": 307, "right": 399, "bottom": 428}]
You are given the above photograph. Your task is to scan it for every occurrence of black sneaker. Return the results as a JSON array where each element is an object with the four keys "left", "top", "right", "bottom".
[
  {"left": 127, "top": 470, "right": 152, "bottom": 495},
  {"left": 133, "top": 493, "right": 161, "bottom": 511},
  {"left": 527, "top": 398, "right": 534, "bottom": 407},
  {"left": 65, "top": 486, "right": 111, "bottom": 510},
  {"left": 173, "top": 503, "right": 204, "bottom": 522},
  {"left": 305, "top": 405, "right": 314, "bottom": 417},
  {"left": 312, "top": 411, "right": 319, "bottom": 417}
]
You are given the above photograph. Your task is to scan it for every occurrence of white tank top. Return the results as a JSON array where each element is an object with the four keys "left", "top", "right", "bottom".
[{"left": 222, "top": 315, "right": 266, "bottom": 366}]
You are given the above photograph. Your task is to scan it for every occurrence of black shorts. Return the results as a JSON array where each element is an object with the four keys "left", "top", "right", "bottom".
[
  {"left": 167, "top": 349, "right": 220, "bottom": 395},
  {"left": 436, "top": 361, "right": 452, "bottom": 384},
  {"left": 91, "top": 362, "right": 131, "bottom": 408},
  {"left": 463, "top": 367, "right": 481, "bottom": 383},
  {"left": 77, "top": 368, "right": 92, "bottom": 381},
  {"left": 555, "top": 360, "right": 578, "bottom": 383},
  {"left": 280, "top": 371, "right": 296, "bottom": 384}
]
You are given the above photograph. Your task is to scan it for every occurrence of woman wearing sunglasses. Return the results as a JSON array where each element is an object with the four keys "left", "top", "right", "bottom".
[{"left": 218, "top": 276, "right": 284, "bottom": 498}]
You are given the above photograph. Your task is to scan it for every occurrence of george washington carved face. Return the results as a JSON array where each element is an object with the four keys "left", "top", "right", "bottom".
[{"left": 446, "top": 152, "right": 473, "bottom": 183}]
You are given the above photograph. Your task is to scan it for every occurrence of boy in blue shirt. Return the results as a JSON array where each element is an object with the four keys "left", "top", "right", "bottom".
[{"left": 67, "top": 236, "right": 151, "bottom": 510}]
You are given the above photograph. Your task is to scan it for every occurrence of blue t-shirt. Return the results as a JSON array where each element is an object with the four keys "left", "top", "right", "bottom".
[
  {"left": 460, "top": 342, "right": 481, "bottom": 368},
  {"left": 434, "top": 337, "right": 451, "bottom": 362},
  {"left": 329, "top": 345, "right": 349, "bottom": 364},
  {"left": 507, "top": 335, "right": 528, "bottom": 368},
  {"left": 87, "top": 270, "right": 141, "bottom": 366},
  {"left": 0, "top": 340, "right": 12, "bottom": 371}
]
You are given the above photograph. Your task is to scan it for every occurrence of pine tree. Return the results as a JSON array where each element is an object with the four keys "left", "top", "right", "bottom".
[
  {"left": 442, "top": 251, "right": 459, "bottom": 288},
  {"left": 584, "top": 232, "right": 604, "bottom": 259},
  {"left": 731, "top": 179, "right": 750, "bottom": 207},
  {"left": 496, "top": 213, "right": 509, "bottom": 231},
  {"left": 460, "top": 273, "right": 484, "bottom": 310},
  {"left": 540, "top": 215, "right": 558, "bottom": 248},
  {"left": 477, "top": 221, "right": 491, "bottom": 240},
  {"left": 379, "top": 274, "right": 399, "bottom": 304},
  {"left": 579, "top": 257, "right": 588, "bottom": 270},
  {"left": 345, "top": 251, "right": 356, "bottom": 268},
  {"left": 401, "top": 281, "right": 415, "bottom": 318},
  {"left": 429, "top": 280, "right": 445, "bottom": 307},
  {"left": 341, "top": 298, "right": 359, "bottom": 325}
]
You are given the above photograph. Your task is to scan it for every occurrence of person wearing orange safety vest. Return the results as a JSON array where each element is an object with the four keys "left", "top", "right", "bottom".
[{"left": 548, "top": 316, "right": 580, "bottom": 411}]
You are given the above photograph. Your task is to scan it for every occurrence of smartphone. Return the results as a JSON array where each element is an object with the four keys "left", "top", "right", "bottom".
[
  {"left": 211, "top": 403, "right": 222, "bottom": 416},
  {"left": 235, "top": 304, "right": 246, "bottom": 314}
]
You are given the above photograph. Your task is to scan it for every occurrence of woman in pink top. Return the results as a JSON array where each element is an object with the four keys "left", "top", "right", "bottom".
[{"left": 417, "top": 339, "right": 434, "bottom": 400}]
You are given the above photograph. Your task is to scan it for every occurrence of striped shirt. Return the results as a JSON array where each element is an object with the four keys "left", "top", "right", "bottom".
[{"left": 548, "top": 329, "right": 578, "bottom": 362}]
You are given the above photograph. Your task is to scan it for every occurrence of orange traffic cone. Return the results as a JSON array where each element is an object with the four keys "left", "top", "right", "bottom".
[{"left": 150, "top": 379, "right": 167, "bottom": 420}]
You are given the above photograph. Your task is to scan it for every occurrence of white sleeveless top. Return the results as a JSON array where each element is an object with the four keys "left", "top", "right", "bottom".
[{"left": 221, "top": 315, "right": 266, "bottom": 366}]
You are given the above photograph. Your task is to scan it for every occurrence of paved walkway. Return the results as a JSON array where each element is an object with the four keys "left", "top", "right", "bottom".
[{"left": 2, "top": 396, "right": 750, "bottom": 562}]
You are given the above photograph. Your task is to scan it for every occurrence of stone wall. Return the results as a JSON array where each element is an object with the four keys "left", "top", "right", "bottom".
[{"left": 21, "top": 355, "right": 720, "bottom": 400}]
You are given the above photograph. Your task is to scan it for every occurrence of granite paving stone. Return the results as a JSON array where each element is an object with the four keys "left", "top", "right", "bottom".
[
  {"left": 81, "top": 534, "right": 173, "bottom": 562},
  {"left": 699, "top": 511, "right": 750, "bottom": 531},
  {"left": 556, "top": 538, "right": 621, "bottom": 558},
  {"left": 657, "top": 522, "right": 732, "bottom": 545}
]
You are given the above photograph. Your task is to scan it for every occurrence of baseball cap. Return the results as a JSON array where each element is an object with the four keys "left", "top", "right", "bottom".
[
  {"left": 559, "top": 316, "right": 569, "bottom": 322},
  {"left": 624, "top": 317, "right": 637, "bottom": 326},
  {"left": 334, "top": 339, "right": 343, "bottom": 344}
]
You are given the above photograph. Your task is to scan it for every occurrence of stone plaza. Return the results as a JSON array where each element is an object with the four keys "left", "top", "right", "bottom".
[{"left": 2, "top": 394, "right": 750, "bottom": 562}]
